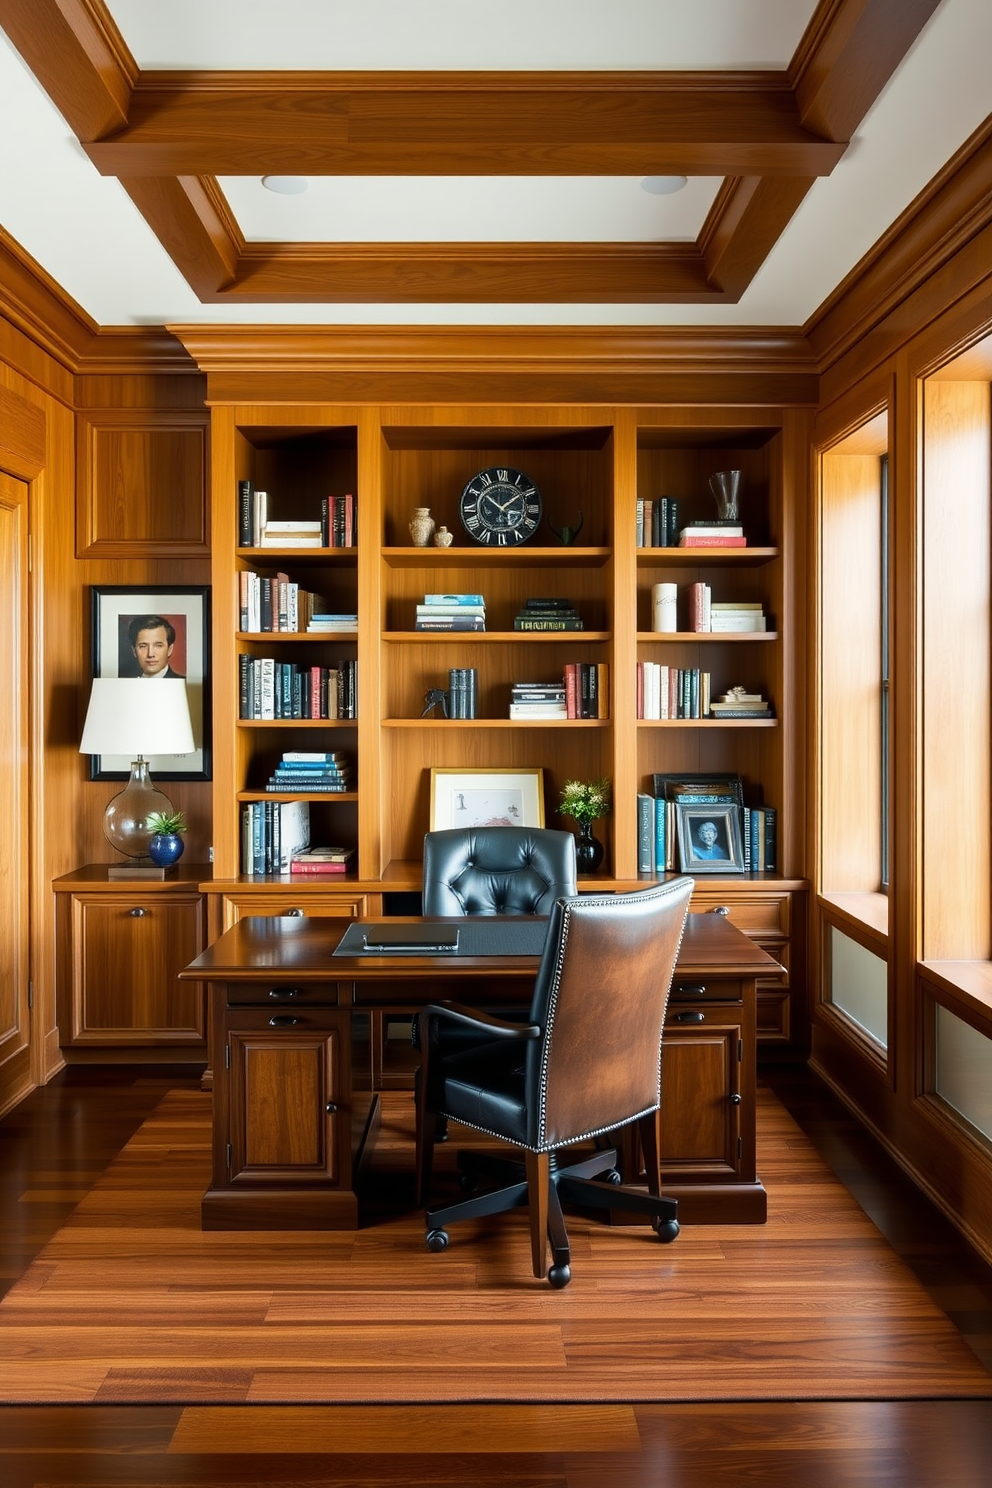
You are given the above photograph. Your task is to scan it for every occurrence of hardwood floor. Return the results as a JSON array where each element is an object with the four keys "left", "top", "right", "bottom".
[{"left": 1, "top": 1063, "right": 992, "bottom": 1486}]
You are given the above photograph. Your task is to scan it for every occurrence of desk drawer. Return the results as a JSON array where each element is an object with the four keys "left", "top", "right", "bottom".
[
  {"left": 222, "top": 980, "right": 345, "bottom": 1009},
  {"left": 690, "top": 890, "right": 790, "bottom": 938},
  {"left": 671, "top": 976, "right": 744, "bottom": 1006}
]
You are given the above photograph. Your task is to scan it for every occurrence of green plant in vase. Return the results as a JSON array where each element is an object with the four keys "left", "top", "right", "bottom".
[
  {"left": 145, "top": 809, "right": 187, "bottom": 868},
  {"left": 558, "top": 778, "right": 611, "bottom": 875}
]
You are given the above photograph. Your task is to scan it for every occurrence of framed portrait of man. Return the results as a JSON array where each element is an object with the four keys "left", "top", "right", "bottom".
[{"left": 89, "top": 585, "right": 211, "bottom": 780}]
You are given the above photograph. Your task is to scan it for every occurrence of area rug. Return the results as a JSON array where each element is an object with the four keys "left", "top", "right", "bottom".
[{"left": 1, "top": 1088, "right": 989, "bottom": 1405}]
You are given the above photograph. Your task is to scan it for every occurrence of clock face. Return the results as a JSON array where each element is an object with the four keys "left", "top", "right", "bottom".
[{"left": 459, "top": 467, "right": 542, "bottom": 546}]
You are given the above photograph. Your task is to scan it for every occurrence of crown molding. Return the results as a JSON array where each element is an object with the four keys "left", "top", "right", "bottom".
[{"left": 0, "top": 224, "right": 97, "bottom": 371}]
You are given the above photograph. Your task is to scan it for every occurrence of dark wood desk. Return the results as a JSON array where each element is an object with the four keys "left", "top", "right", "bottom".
[{"left": 182, "top": 912, "right": 779, "bottom": 1230}]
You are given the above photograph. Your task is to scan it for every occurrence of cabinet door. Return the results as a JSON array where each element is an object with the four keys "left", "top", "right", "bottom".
[
  {"left": 225, "top": 1008, "right": 349, "bottom": 1187},
  {"left": 67, "top": 892, "right": 206, "bottom": 1046},
  {"left": 660, "top": 1015, "right": 744, "bottom": 1180}
]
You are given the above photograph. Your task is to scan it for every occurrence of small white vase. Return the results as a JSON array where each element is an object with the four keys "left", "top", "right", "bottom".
[
  {"left": 409, "top": 507, "right": 436, "bottom": 547},
  {"left": 434, "top": 525, "right": 454, "bottom": 547}
]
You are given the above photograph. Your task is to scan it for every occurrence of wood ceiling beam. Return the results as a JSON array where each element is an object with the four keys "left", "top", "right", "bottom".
[
  {"left": 0, "top": 0, "right": 135, "bottom": 139},
  {"left": 118, "top": 177, "right": 241, "bottom": 298},
  {"left": 83, "top": 73, "right": 846, "bottom": 177},
  {"left": 220, "top": 241, "right": 717, "bottom": 305},
  {"left": 701, "top": 176, "right": 818, "bottom": 299},
  {"left": 792, "top": 0, "right": 944, "bottom": 139}
]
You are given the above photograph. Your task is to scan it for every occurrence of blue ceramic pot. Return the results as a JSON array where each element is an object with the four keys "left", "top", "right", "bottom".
[{"left": 148, "top": 832, "right": 185, "bottom": 867}]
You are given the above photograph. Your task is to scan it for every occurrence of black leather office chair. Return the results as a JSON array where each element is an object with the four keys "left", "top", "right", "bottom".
[
  {"left": 414, "top": 876, "right": 694, "bottom": 1287},
  {"left": 422, "top": 826, "right": 577, "bottom": 916}
]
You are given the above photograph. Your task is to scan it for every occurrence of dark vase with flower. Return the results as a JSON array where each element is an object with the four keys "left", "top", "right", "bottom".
[{"left": 575, "top": 819, "right": 604, "bottom": 875}]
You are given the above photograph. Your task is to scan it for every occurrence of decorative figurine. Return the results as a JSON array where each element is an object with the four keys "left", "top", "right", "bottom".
[
  {"left": 421, "top": 687, "right": 449, "bottom": 718},
  {"left": 549, "top": 511, "right": 583, "bottom": 545}
]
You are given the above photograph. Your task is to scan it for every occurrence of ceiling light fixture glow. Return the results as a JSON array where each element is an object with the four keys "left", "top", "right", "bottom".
[
  {"left": 641, "top": 175, "right": 688, "bottom": 195},
  {"left": 261, "top": 175, "right": 309, "bottom": 195}
]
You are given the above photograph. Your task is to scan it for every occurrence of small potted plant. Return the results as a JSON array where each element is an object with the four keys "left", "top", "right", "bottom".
[
  {"left": 145, "top": 809, "right": 188, "bottom": 868},
  {"left": 558, "top": 777, "right": 611, "bottom": 875}
]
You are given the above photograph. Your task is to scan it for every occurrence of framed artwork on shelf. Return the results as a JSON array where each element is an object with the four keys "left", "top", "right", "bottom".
[
  {"left": 676, "top": 800, "right": 745, "bottom": 874},
  {"left": 430, "top": 768, "right": 545, "bottom": 830},
  {"left": 89, "top": 584, "right": 211, "bottom": 780}
]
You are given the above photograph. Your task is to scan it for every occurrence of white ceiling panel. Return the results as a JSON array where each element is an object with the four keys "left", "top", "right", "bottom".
[{"left": 108, "top": 1, "right": 818, "bottom": 72}]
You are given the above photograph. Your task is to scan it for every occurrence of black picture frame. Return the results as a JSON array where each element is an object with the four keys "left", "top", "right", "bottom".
[
  {"left": 89, "top": 585, "right": 211, "bottom": 781},
  {"left": 675, "top": 801, "right": 745, "bottom": 874}
]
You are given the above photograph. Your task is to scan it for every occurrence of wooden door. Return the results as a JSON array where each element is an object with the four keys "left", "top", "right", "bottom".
[{"left": 0, "top": 472, "right": 30, "bottom": 1113}]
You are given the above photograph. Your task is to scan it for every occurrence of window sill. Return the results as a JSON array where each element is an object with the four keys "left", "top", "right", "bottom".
[{"left": 818, "top": 891, "right": 889, "bottom": 952}]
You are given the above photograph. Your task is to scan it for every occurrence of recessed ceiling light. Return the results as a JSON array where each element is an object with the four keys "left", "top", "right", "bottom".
[
  {"left": 261, "top": 176, "right": 309, "bottom": 195},
  {"left": 641, "top": 175, "right": 688, "bottom": 195}
]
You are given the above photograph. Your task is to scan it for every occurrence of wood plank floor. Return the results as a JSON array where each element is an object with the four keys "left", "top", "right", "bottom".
[{"left": 2, "top": 1065, "right": 992, "bottom": 1485}]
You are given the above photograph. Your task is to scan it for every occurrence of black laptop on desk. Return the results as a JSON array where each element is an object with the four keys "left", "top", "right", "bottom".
[
  {"left": 358, "top": 923, "right": 461, "bottom": 954},
  {"left": 333, "top": 918, "right": 550, "bottom": 957}
]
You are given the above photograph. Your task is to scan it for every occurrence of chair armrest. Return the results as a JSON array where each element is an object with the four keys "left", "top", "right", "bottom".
[{"left": 415, "top": 1000, "right": 541, "bottom": 1046}]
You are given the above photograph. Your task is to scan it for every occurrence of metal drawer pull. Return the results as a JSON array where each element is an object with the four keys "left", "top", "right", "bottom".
[
  {"left": 730, "top": 1093, "right": 742, "bottom": 1105},
  {"left": 128, "top": 907, "right": 147, "bottom": 917},
  {"left": 268, "top": 1014, "right": 301, "bottom": 1027},
  {"left": 676, "top": 983, "right": 706, "bottom": 998},
  {"left": 284, "top": 908, "right": 305, "bottom": 918},
  {"left": 711, "top": 905, "right": 730, "bottom": 916},
  {"left": 325, "top": 1101, "right": 338, "bottom": 1114},
  {"left": 268, "top": 987, "right": 301, "bottom": 1001},
  {"left": 673, "top": 1010, "right": 706, "bottom": 1023}
]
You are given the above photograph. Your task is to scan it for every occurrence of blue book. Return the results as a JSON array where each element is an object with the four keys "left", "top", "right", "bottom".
[
  {"left": 636, "top": 793, "right": 653, "bottom": 874},
  {"left": 654, "top": 796, "right": 666, "bottom": 873},
  {"left": 423, "top": 593, "right": 485, "bottom": 606}
]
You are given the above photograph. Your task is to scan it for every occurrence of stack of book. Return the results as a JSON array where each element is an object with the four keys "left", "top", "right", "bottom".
[
  {"left": 320, "top": 494, "right": 356, "bottom": 547},
  {"left": 709, "top": 688, "right": 773, "bottom": 719},
  {"left": 564, "top": 662, "right": 609, "bottom": 718},
  {"left": 513, "top": 598, "right": 583, "bottom": 631},
  {"left": 447, "top": 667, "right": 478, "bottom": 718},
  {"left": 636, "top": 497, "right": 680, "bottom": 548},
  {"left": 641, "top": 771, "right": 757, "bottom": 874},
  {"left": 509, "top": 681, "right": 567, "bottom": 720},
  {"left": 636, "top": 663, "right": 710, "bottom": 719},
  {"left": 240, "top": 798, "right": 310, "bottom": 875},
  {"left": 679, "top": 520, "right": 746, "bottom": 549},
  {"left": 239, "top": 571, "right": 329, "bottom": 633},
  {"left": 259, "top": 519, "right": 324, "bottom": 549},
  {"left": 239, "top": 657, "right": 357, "bottom": 719},
  {"left": 306, "top": 613, "right": 358, "bottom": 633},
  {"left": 415, "top": 593, "right": 486, "bottom": 631},
  {"left": 709, "top": 601, "right": 767, "bottom": 632},
  {"left": 289, "top": 845, "right": 356, "bottom": 876},
  {"left": 265, "top": 751, "right": 354, "bottom": 794}
]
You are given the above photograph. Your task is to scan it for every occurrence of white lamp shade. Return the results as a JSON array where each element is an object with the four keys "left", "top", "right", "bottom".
[{"left": 79, "top": 678, "right": 195, "bottom": 757}]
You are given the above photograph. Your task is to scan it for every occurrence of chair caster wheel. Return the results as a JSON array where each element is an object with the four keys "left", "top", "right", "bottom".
[
  {"left": 654, "top": 1218, "right": 680, "bottom": 1243},
  {"left": 604, "top": 1168, "right": 622, "bottom": 1186},
  {"left": 458, "top": 1172, "right": 478, "bottom": 1193},
  {"left": 548, "top": 1264, "right": 572, "bottom": 1289},
  {"left": 426, "top": 1228, "right": 450, "bottom": 1252}
]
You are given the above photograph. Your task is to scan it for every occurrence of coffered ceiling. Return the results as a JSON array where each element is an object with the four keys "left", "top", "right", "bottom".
[{"left": 0, "top": 0, "right": 990, "bottom": 327}]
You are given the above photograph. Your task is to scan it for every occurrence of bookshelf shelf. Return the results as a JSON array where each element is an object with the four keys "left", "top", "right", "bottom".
[
  {"left": 238, "top": 791, "right": 359, "bottom": 803},
  {"left": 382, "top": 545, "right": 611, "bottom": 569},
  {"left": 384, "top": 630, "right": 610, "bottom": 644},
  {"left": 238, "top": 631, "right": 358, "bottom": 643},
  {"left": 236, "top": 719, "right": 358, "bottom": 729},
  {"left": 636, "top": 631, "right": 778, "bottom": 643},
  {"left": 383, "top": 717, "right": 610, "bottom": 729},
  {"left": 635, "top": 547, "right": 778, "bottom": 566},
  {"left": 237, "top": 547, "right": 358, "bottom": 562},
  {"left": 636, "top": 717, "right": 778, "bottom": 728}
]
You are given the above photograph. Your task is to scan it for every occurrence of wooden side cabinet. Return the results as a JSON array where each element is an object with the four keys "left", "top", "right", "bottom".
[{"left": 53, "top": 866, "right": 208, "bottom": 1060}]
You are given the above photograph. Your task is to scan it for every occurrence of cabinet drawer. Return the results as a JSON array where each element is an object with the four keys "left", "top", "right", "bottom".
[
  {"left": 222, "top": 891, "right": 372, "bottom": 930},
  {"left": 690, "top": 891, "right": 790, "bottom": 938},
  {"left": 671, "top": 976, "right": 744, "bottom": 1006}
]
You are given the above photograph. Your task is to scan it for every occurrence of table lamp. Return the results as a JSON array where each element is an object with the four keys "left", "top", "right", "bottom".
[{"left": 79, "top": 678, "right": 195, "bottom": 877}]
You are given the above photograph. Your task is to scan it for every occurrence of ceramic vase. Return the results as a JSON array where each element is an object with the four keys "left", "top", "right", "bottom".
[
  {"left": 148, "top": 832, "right": 185, "bottom": 867},
  {"left": 434, "top": 525, "right": 454, "bottom": 547},
  {"left": 409, "top": 507, "right": 436, "bottom": 547},
  {"left": 575, "top": 820, "right": 605, "bottom": 875}
]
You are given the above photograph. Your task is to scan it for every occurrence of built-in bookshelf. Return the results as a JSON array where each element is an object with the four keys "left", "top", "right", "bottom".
[{"left": 206, "top": 404, "right": 804, "bottom": 1049}]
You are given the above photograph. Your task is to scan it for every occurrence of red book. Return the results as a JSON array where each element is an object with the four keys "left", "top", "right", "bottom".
[
  {"left": 564, "top": 662, "right": 578, "bottom": 719},
  {"left": 290, "top": 860, "right": 349, "bottom": 874},
  {"left": 310, "top": 665, "right": 321, "bottom": 717},
  {"left": 679, "top": 534, "right": 747, "bottom": 548},
  {"left": 344, "top": 492, "right": 354, "bottom": 548}
]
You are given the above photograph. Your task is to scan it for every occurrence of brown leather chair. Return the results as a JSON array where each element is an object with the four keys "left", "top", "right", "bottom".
[{"left": 414, "top": 876, "right": 694, "bottom": 1287}]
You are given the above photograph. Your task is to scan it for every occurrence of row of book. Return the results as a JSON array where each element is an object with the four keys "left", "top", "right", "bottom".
[
  {"left": 513, "top": 598, "right": 584, "bottom": 631},
  {"left": 288, "top": 845, "right": 355, "bottom": 876},
  {"left": 237, "top": 481, "right": 356, "bottom": 549},
  {"left": 415, "top": 593, "right": 485, "bottom": 631},
  {"left": 508, "top": 664, "right": 610, "bottom": 720},
  {"left": 685, "top": 584, "right": 768, "bottom": 633},
  {"left": 446, "top": 667, "right": 478, "bottom": 718},
  {"left": 636, "top": 497, "right": 680, "bottom": 548},
  {"left": 238, "top": 657, "right": 358, "bottom": 719},
  {"left": 263, "top": 750, "right": 354, "bottom": 795},
  {"left": 241, "top": 799, "right": 311, "bottom": 875},
  {"left": 239, "top": 570, "right": 331, "bottom": 633},
  {"left": 637, "top": 664, "right": 710, "bottom": 720}
]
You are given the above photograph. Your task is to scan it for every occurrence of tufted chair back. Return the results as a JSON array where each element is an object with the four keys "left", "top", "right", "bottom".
[{"left": 422, "top": 827, "right": 577, "bottom": 917}]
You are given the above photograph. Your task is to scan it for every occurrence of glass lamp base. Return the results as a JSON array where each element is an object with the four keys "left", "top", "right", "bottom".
[{"left": 104, "top": 758, "right": 174, "bottom": 861}]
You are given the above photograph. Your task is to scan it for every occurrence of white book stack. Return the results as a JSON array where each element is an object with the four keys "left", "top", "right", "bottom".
[
  {"left": 709, "top": 601, "right": 767, "bottom": 633},
  {"left": 260, "top": 520, "right": 323, "bottom": 548}
]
